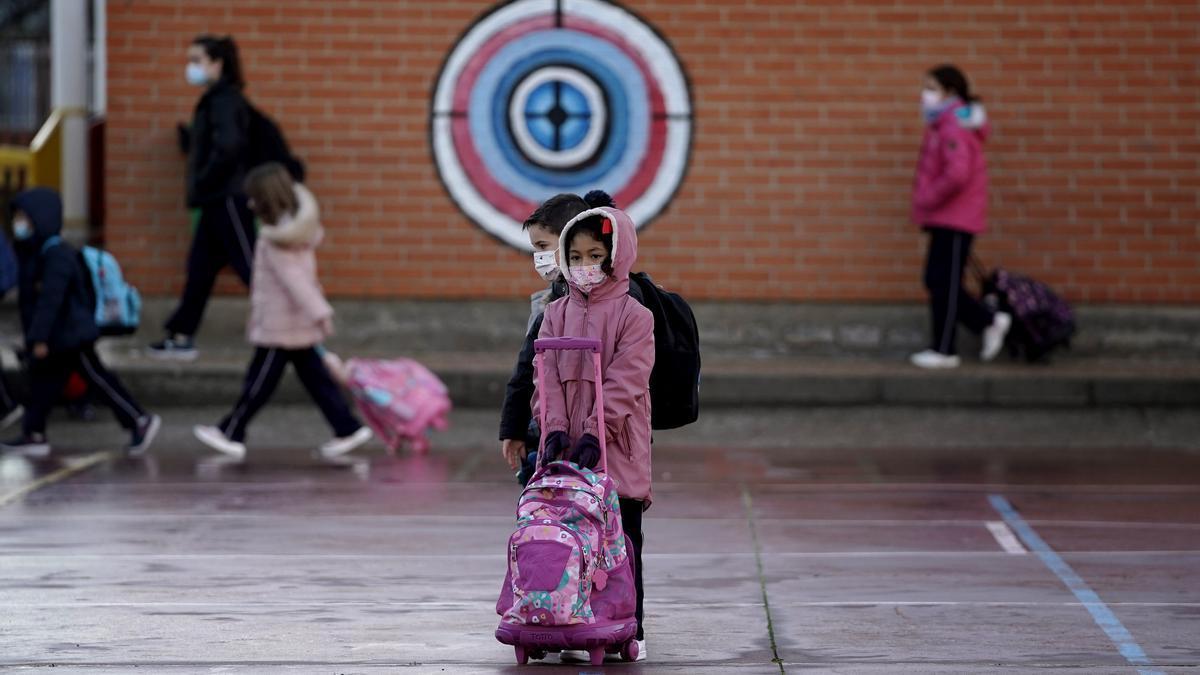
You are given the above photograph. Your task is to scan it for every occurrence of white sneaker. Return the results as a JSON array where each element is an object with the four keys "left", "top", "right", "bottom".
[
  {"left": 910, "top": 349, "right": 961, "bottom": 370},
  {"left": 981, "top": 312, "right": 1012, "bottom": 362},
  {"left": 319, "top": 427, "right": 373, "bottom": 459},
  {"left": 1, "top": 405, "right": 23, "bottom": 431},
  {"left": 559, "top": 649, "right": 589, "bottom": 663},
  {"left": 193, "top": 425, "right": 246, "bottom": 461}
]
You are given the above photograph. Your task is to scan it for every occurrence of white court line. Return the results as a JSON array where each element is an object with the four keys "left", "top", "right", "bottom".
[
  {"left": 5, "top": 600, "right": 1199, "bottom": 609},
  {"left": 4, "top": 550, "right": 1199, "bottom": 561},
  {"left": 986, "top": 520, "right": 1029, "bottom": 555}
]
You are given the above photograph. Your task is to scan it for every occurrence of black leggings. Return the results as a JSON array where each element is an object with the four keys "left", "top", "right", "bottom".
[
  {"left": 0, "top": 368, "right": 16, "bottom": 413},
  {"left": 620, "top": 497, "right": 646, "bottom": 640},
  {"left": 165, "top": 195, "right": 257, "bottom": 337},
  {"left": 923, "top": 227, "right": 993, "bottom": 355},
  {"left": 23, "top": 344, "right": 145, "bottom": 435},
  {"left": 219, "top": 347, "right": 361, "bottom": 443}
]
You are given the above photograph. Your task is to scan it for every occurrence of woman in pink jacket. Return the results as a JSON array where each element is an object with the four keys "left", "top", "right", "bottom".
[
  {"left": 911, "top": 65, "right": 1011, "bottom": 369},
  {"left": 192, "top": 163, "right": 371, "bottom": 460},
  {"left": 535, "top": 205, "right": 654, "bottom": 659}
]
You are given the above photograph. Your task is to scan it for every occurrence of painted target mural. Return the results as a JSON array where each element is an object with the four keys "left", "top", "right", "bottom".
[{"left": 431, "top": 0, "right": 693, "bottom": 250}]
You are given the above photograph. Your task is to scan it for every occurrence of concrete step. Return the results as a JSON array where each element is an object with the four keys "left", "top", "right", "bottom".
[
  {"left": 2, "top": 298, "right": 1197, "bottom": 410},
  {"left": 3, "top": 343, "right": 1191, "bottom": 410}
]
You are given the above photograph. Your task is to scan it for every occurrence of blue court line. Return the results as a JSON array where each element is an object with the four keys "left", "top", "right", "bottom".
[{"left": 988, "top": 495, "right": 1164, "bottom": 675}]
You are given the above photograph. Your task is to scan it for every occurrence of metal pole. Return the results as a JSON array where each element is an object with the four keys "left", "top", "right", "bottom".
[
  {"left": 92, "top": 0, "right": 106, "bottom": 116},
  {"left": 51, "top": 0, "right": 89, "bottom": 233}
]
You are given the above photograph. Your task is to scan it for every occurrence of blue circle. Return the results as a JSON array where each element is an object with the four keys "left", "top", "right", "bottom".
[
  {"left": 523, "top": 80, "right": 593, "bottom": 151},
  {"left": 467, "top": 29, "right": 650, "bottom": 197}
]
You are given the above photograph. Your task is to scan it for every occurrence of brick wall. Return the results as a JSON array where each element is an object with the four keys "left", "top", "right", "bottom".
[{"left": 106, "top": 0, "right": 1199, "bottom": 303}]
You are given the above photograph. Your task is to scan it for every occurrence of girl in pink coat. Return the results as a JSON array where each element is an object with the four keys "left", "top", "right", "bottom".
[
  {"left": 535, "top": 205, "right": 654, "bottom": 658},
  {"left": 192, "top": 163, "right": 371, "bottom": 461},
  {"left": 911, "top": 65, "right": 1011, "bottom": 370}
]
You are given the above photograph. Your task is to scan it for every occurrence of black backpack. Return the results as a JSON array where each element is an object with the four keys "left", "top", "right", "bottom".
[
  {"left": 629, "top": 272, "right": 701, "bottom": 430},
  {"left": 246, "top": 104, "right": 306, "bottom": 181}
]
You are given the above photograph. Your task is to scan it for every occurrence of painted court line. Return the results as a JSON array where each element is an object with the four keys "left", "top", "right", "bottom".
[
  {"left": 0, "top": 451, "right": 114, "bottom": 509},
  {"left": 985, "top": 520, "right": 1028, "bottom": 555},
  {"left": 989, "top": 494, "right": 1164, "bottom": 675}
]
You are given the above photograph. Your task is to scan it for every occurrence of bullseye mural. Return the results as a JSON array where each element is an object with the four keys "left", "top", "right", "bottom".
[{"left": 431, "top": 0, "right": 693, "bottom": 250}]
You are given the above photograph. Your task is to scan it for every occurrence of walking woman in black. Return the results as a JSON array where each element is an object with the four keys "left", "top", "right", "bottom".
[{"left": 149, "top": 35, "right": 255, "bottom": 360}]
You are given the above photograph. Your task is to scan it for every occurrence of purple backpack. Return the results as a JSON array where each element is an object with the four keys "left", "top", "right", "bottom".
[{"left": 983, "top": 268, "right": 1076, "bottom": 362}]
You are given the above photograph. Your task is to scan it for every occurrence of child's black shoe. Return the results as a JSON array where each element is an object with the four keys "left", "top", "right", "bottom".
[{"left": 0, "top": 433, "right": 51, "bottom": 459}]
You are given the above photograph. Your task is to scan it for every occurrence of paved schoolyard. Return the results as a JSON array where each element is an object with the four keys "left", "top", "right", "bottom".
[{"left": 1, "top": 407, "right": 1198, "bottom": 673}]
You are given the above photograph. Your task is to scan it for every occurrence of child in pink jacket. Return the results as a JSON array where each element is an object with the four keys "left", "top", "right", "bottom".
[
  {"left": 535, "top": 205, "right": 654, "bottom": 659},
  {"left": 192, "top": 163, "right": 371, "bottom": 461},
  {"left": 911, "top": 64, "right": 1011, "bottom": 370}
]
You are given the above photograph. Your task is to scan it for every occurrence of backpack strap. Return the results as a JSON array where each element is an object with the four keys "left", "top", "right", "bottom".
[{"left": 40, "top": 235, "right": 63, "bottom": 256}]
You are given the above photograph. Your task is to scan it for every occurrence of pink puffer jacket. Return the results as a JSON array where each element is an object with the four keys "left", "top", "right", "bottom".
[
  {"left": 912, "top": 102, "right": 991, "bottom": 235},
  {"left": 535, "top": 207, "right": 655, "bottom": 503},
  {"left": 247, "top": 184, "right": 334, "bottom": 349}
]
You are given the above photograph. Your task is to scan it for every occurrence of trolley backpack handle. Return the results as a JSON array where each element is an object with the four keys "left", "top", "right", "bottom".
[{"left": 533, "top": 337, "right": 608, "bottom": 475}]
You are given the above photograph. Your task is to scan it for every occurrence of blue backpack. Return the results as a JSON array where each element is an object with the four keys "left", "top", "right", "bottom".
[
  {"left": 0, "top": 229, "right": 16, "bottom": 297},
  {"left": 42, "top": 236, "right": 141, "bottom": 336}
]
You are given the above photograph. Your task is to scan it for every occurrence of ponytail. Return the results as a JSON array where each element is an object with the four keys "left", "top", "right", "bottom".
[
  {"left": 929, "top": 64, "right": 978, "bottom": 103},
  {"left": 193, "top": 34, "right": 245, "bottom": 89}
]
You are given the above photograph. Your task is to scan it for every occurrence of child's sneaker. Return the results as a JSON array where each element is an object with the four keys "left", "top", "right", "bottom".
[
  {"left": 981, "top": 311, "right": 1012, "bottom": 362},
  {"left": 148, "top": 334, "right": 198, "bottom": 361},
  {"left": 128, "top": 414, "right": 162, "bottom": 457},
  {"left": 909, "top": 349, "right": 961, "bottom": 370},
  {"left": 0, "top": 433, "right": 51, "bottom": 459},
  {"left": 319, "top": 426, "right": 373, "bottom": 459},
  {"left": 193, "top": 425, "right": 246, "bottom": 460},
  {"left": 1, "top": 404, "right": 23, "bottom": 431},
  {"left": 559, "top": 650, "right": 589, "bottom": 663}
]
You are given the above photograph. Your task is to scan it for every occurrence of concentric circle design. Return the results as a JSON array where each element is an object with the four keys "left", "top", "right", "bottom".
[{"left": 431, "top": 0, "right": 693, "bottom": 250}]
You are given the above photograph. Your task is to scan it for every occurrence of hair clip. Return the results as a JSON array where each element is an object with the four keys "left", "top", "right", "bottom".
[{"left": 602, "top": 219, "right": 613, "bottom": 234}]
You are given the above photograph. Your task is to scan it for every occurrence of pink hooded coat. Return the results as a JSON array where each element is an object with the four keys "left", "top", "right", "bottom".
[
  {"left": 535, "top": 207, "right": 655, "bottom": 503},
  {"left": 912, "top": 101, "right": 991, "bottom": 235},
  {"left": 247, "top": 184, "right": 334, "bottom": 349}
]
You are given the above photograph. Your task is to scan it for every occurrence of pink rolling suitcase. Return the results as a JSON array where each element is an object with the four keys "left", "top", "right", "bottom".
[
  {"left": 495, "top": 337, "right": 640, "bottom": 665},
  {"left": 324, "top": 353, "right": 451, "bottom": 454}
]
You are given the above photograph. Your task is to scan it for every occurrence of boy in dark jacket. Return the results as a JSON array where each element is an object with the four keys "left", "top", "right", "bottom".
[{"left": 0, "top": 188, "right": 161, "bottom": 458}]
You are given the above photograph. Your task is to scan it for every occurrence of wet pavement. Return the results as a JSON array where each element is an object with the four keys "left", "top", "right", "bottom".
[{"left": 1, "top": 408, "right": 1199, "bottom": 673}]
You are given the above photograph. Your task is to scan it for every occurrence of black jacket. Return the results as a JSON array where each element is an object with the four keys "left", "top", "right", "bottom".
[
  {"left": 11, "top": 189, "right": 99, "bottom": 353},
  {"left": 498, "top": 276, "right": 645, "bottom": 442},
  {"left": 186, "top": 79, "right": 251, "bottom": 207}
]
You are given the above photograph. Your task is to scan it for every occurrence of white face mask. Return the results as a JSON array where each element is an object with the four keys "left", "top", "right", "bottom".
[
  {"left": 569, "top": 264, "right": 607, "bottom": 293},
  {"left": 532, "top": 250, "right": 559, "bottom": 282},
  {"left": 11, "top": 216, "right": 32, "bottom": 241},
  {"left": 186, "top": 63, "right": 210, "bottom": 87},
  {"left": 921, "top": 89, "right": 943, "bottom": 110}
]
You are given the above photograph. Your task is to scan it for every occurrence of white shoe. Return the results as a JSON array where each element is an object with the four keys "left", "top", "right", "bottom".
[
  {"left": 1, "top": 405, "right": 23, "bottom": 431},
  {"left": 559, "top": 649, "right": 589, "bottom": 663},
  {"left": 319, "top": 426, "right": 373, "bottom": 459},
  {"left": 910, "top": 349, "right": 961, "bottom": 370},
  {"left": 193, "top": 425, "right": 246, "bottom": 460},
  {"left": 981, "top": 312, "right": 1012, "bottom": 362}
]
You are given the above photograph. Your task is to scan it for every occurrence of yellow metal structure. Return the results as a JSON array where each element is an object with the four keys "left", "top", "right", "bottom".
[{"left": 0, "top": 108, "right": 87, "bottom": 195}]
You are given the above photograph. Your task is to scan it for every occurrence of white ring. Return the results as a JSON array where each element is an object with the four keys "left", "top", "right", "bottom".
[{"left": 508, "top": 66, "right": 608, "bottom": 169}]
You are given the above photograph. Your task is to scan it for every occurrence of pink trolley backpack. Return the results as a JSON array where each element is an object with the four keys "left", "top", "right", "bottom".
[
  {"left": 325, "top": 353, "right": 451, "bottom": 454},
  {"left": 495, "top": 337, "right": 640, "bottom": 665}
]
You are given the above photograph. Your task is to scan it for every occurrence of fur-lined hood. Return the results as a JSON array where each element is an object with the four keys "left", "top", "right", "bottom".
[{"left": 259, "top": 183, "right": 322, "bottom": 248}]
